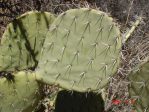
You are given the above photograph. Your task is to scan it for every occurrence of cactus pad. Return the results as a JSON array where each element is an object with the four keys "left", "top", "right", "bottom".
[
  {"left": 0, "top": 71, "right": 41, "bottom": 112},
  {"left": 128, "top": 60, "right": 149, "bottom": 111},
  {"left": 37, "top": 8, "right": 121, "bottom": 92},
  {"left": 0, "top": 11, "right": 55, "bottom": 71}
]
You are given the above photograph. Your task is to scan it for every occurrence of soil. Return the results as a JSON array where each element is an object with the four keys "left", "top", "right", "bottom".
[{"left": 0, "top": 0, "right": 149, "bottom": 112}]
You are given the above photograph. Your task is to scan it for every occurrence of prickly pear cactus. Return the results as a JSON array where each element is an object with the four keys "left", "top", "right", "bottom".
[
  {"left": 0, "top": 11, "right": 56, "bottom": 112},
  {"left": 128, "top": 59, "right": 149, "bottom": 112},
  {"left": 36, "top": 8, "right": 122, "bottom": 92},
  {"left": 0, "top": 11, "right": 55, "bottom": 71},
  {"left": 0, "top": 71, "right": 41, "bottom": 112}
]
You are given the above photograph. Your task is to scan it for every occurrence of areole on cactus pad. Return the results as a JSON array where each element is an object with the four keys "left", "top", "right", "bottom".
[
  {"left": 36, "top": 8, "right": 122, "bottom": 92},
  {"left": 0, "top": 11, "right": 55, "bottom": 71}
]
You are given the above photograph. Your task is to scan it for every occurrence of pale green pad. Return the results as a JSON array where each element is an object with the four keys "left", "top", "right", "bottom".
[
  {"left": 37, "top": 8, "right": 121, "bottom": 92},
  {"left": 129, "top": 61, "right": 149, "bottom": 112},
  {"left": 0, "top": 71, "right": 41, "bottom": 112},
  {"left": 0, "top": 11, "right": 55, "bottom": 71}
]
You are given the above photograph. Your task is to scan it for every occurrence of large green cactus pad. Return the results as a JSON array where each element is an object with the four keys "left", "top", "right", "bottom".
[
  {"left": 0, "top": 71, "right": 41, "bottom": 112},
  {"left": 37, "top": 8, "right": 121, "bottom": 92},
  {"left": 128, "top": 60, "right": 149, "bottom": 111},
  {"left": 0, "top": 11, "right": 55, "bottom": 71}
]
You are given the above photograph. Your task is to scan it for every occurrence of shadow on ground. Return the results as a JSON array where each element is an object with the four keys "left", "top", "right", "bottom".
[{"left": 55, "top": 90, "right": 104, "bottom": 112}]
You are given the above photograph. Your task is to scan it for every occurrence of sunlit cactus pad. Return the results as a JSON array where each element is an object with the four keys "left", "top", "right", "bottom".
[
  {"left": 128, "top": 60, "right": 149, "bottom": 112},
  {"left": 37, "top": 8, "right": 121, "bottom": 92},
  {"left": 0, "top": 71, "right": 41, "bottom": 112},
  {"left": 0, "top": 11, "right": 55, "bottom": 71}
]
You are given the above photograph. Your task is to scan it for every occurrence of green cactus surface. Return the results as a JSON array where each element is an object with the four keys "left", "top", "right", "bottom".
[
  {"left": 36, "top": 8, "right": 122, "bottom": 92},
  {"left": 0, "top": 71, "right": 41, "bottom": 112},
  {"left": 0, "top": 11, "right": 55, "bottom": 71},
  {"left": 128, "top": 60, "right": 149, "bottom": 112}
]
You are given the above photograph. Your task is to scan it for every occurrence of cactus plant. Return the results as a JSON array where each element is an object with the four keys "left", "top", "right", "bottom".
[
  {"left": 0, "top": 8, "right": 124, "bottom": 112},
  {"left": 0, "top": 71, "right": 41, "bottom": 112},
  {"left": 36, "top": 8, "right": 122, "bottom": 92},
  {"left": 0, "top": 11, "right": 55, "bottom": 71},
  {"left": 0, "top": 11, "right": 56, "bottom": 112},
  {"left": 128, "top": 59, "right": 149, "bottom": 112}
]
